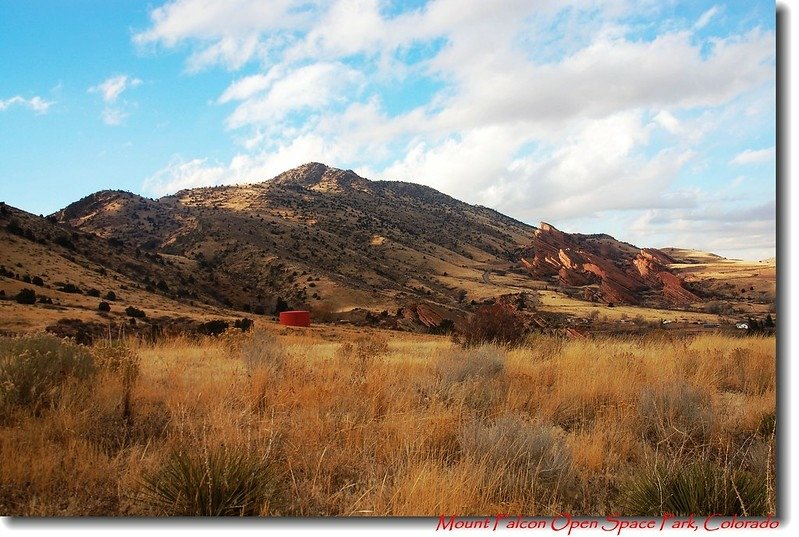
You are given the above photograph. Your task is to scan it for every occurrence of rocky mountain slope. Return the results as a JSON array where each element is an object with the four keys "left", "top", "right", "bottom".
[
  {"left": 521, "top": 223, "right": 700, "bottom": 307},
  {"left": 54, "top": 163, "right": 535, "bottom": 316},
  {"left": 1, "top": 162, "right": 775, "bottom": 336}
]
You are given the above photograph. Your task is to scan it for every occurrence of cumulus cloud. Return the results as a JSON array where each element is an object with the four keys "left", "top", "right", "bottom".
[
  {"left": 729, "top": 147, "right": 776, "bottom": 166},
  {"left": 89, "top": 75, "right": 142, "bottom": 103},
  {"left": 89, "top": 74, "right": 142, "bottom": 126},
  {"left": 694, "top": 5, "right": 720, "bottom": 30},
  {"left": 134, "top": 0, "right": 776, "bottom": 258},
  {"left": 0, "top": 95, "right": 54, "bottom": 114}
]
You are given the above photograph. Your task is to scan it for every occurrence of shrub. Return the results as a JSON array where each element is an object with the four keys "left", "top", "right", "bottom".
[
  {"left": 437, "top": 345, "right": 505, "bottom": 385},
  {"left": 233, "top": 318, "right": 254, "bottom": 332},
  {"left": 15, "top": 288, "right": 36, "bottom": 304},
  {"left": 336, "top": 335, "right": 389, "bottom": 371},
  {"left": 458, "top": 415, "right": 573, "bottom": 500},
  {"left": 0, "top": 335, "right": 95, "bottom": 417},
  {"left": 639, "top": 383, "right": 714, "bottom": 448},
  {"left": 58, "top": 283, "right": 82, "bottom": 294},
  {"left": 197, "top": 319, "right": 229, "bottom": 336},
  {"left": 86, "top": 288, "right": 101, "bottom": 297},
  {"left": 31, "top": 276, "right": 44, "bottom": 286},
  {"left": 461, "top": 303, "right": 526, "bottom": 347},
  {"left": 623, "top": 462, "right": 767, "bottom": 516},
  {"left": 125, "top": 306, "right": 146, "bottom": 318},
  {"left": 105, "top": 291, "right": 117, "bottom": 301},
  {"left": 139, "top": 446, "right": 277, "bottom": 515},
  {"left": 240, "top": 330, "right": 285, "bottom": 374},
  {"left": 98, "top": 301, "right": 111, "bottom": 312}
]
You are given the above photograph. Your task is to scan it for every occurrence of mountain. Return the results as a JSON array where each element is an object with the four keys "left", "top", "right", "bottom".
[
  {"left": 1, "top": 163, "right": 776, "bottom": 336},
  {"left": 54, "top": 163, "right": 535, "bottom": 317}
]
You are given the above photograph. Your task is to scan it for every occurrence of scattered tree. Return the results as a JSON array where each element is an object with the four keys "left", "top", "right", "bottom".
[{"left": 15, "top": 288, "right": 37, "bottom": 305}]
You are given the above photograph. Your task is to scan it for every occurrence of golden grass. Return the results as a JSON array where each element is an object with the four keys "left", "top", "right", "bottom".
[{"left": 0, "top": 329, "right": 776, "bottom": 516}]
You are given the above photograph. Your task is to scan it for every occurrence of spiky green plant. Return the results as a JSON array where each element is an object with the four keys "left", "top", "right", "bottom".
[
  {"left": 623, "top": 462, "right": 768, "bottom": 516},
  {"left": 140, "top": 446, "right": 277, "bottom": 516}
]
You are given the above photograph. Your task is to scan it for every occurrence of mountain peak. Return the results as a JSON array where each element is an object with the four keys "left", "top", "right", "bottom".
[{"left": 270, "top": 162, "right": 370, "bottom": 192}]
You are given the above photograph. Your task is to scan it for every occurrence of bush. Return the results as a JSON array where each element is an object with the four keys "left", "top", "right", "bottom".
[
  {"left": 15, "top": 288, "right": 36, "bottom": 305},
  {"left": 461, "top": 303, "right": 526, "bottom": 347},
  {"left": 86, "top": 288, "right": 101, "bottom": 297},
  {"left": 458, "top": 415, "right": 573, "bottom": 500},
  {"left": 639, "top": 383, "right": 714, "bottom": 448},
  {"left": 125, "top": 306, "right": 146, "bottom": 318},
  {"left": 0, "top": 335, "right": 95, "bottom": 417},
  {"left": 140, "top": 446, "right": 277, "bottom": 515},
  {"left": 437, "top": 345, "right": 505, "bottom": 385},
  {"left": 623, "top": 462, "right": 767, "bottom": 516},
  {"left": 58, "top": 283, "right": 82, "bottom": 294},
  {"left": 233, "top": 318, "right": 254, "bottom": 332},
  {"left": 336, "top": 335, "right": 389, "bottom": 371},
  {"left": 98, "top": 301, "right": 111, "bottom": 312},
  {"left": 240, "top": 330, "right": 285, "bottom": 374},
  {"left": 105, "top": 291, "right": 117, "bottom": 301},
  {"left": 31, "top": 276, "right": 44, "bottom": 286},
  {"left": 197, "top": 319, "right": 229, "bottom": 336}
]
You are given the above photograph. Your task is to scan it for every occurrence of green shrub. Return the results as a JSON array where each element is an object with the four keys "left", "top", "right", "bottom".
[
  {"left": 125, "top": 306, "right": 146, "bottom": 318},
  {"left": 15, "top": 288, "right": 36, "bottom": 304},
  {"left": 98, "top": 301, "right": 111, "bottom": 312},
  {"left": 623, "top": 461, "right": 767, "bottom": 516},
  {"left": 140, "top": 446, "right": 277, "bottom": 515},
  {"left": 0, "top": 334, "right": 95, "bottom": 417}
]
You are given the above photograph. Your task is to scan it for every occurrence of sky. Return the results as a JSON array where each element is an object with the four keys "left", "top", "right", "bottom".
[{"left": 0, "top": 0, "right": 776, "bottom": 260}]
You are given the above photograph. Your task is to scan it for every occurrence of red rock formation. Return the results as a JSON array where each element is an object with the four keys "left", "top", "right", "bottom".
[{"left": 522, "top": 223, "right": 697, "bottom": 307}]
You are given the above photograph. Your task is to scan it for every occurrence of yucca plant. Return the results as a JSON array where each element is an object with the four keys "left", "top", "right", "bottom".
[
  {"left": 140, "top": 445, "right": 277, "bottom": 516},
  {"left": 623, "top": 461, "right": 767, "bottom": 516}
]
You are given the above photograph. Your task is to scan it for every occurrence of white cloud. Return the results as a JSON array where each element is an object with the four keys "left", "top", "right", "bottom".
[
  {"left": 729, "top": 147, "right": 776, "bottom": 166},
  {"left": 0, "top": 95, "right": 54, "bottom": 114},
  {"left": 89, "top": 75, "right": 142, "bottom": 126},
  {"left": 101, "top": 108, "right": 129, "bottom": 126},
  {"left": 89, "top": 75, "right": 142, "bottom": 103},
  {"left": 694, "top": 6, "right": 720, "bottom": 30},
  {"left": 135, "top": 0, "right": 776, "bottom": 257},
  {"left": 224, "top": 62, "right": 365, "bottom": 128},
  {"left": 143, "top": 157, "right": 228, "bottom": 196}
]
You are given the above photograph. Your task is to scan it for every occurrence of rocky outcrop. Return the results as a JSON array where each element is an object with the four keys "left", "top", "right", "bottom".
[{"left": 522, "top": 223, "right": 698, "bottom": 307}]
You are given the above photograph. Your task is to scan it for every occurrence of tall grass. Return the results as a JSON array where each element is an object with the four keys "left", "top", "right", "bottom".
[{"left": 0, "top": 330, "right": 776, "bottom": 516}]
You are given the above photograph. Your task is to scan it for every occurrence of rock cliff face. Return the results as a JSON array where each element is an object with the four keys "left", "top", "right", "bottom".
[{"left": 522, "top": 223, "right": 699, "bottom": 306}]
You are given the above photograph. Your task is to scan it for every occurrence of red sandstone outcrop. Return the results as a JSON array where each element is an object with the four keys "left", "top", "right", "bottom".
[{"left": 522, "top": 223, "right": 698, "bottom": 307}]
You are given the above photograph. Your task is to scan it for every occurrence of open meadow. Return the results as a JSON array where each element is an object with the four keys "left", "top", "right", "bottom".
[{"left": 0, "top": 324, "right": 776, "bottom": 516}]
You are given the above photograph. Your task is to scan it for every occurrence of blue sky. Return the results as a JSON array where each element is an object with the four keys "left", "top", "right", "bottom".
[{"left": 0, "top": 0, "right": 776, "bottom": 259}]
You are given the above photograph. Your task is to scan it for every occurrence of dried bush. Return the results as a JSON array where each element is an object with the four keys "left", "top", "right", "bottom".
[
  {"left": 240, "top": 330, "right": 285, "bottom": 375},
  {"left": 139, "top": 446, "right": 277, "bottom": 515},
  {"left": 437, "top": 345, "right": 505, "bottom": 385},
  {"left": 459, "top": 414, "right": 574, "bottom": 500},
  {"left": 639, "top": 383, "right": 714, "bottom": 448},
  {"left": 461, "top": 303, "right": 527, "bottom": 348},
  {"left": 335, "top": 335, "right": 389, "bottom": 371},
  {"left": 435, "top": 345, "right": 507, "bottom": 413},
  {"left": 0, "top": 335, "right": 95, "bottom": 418}
]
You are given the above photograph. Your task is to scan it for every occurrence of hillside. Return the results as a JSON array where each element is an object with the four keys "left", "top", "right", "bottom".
[
  {"left": 54, "top": 163, "right": 536, "bottom": 317},
  {"left": 0, "top": 163, "right": 776, "bottom": 336}
]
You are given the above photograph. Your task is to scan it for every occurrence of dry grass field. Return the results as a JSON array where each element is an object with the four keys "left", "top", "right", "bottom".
[{"left": 0, "top": 324, "right": 775, "bottom": 516}]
